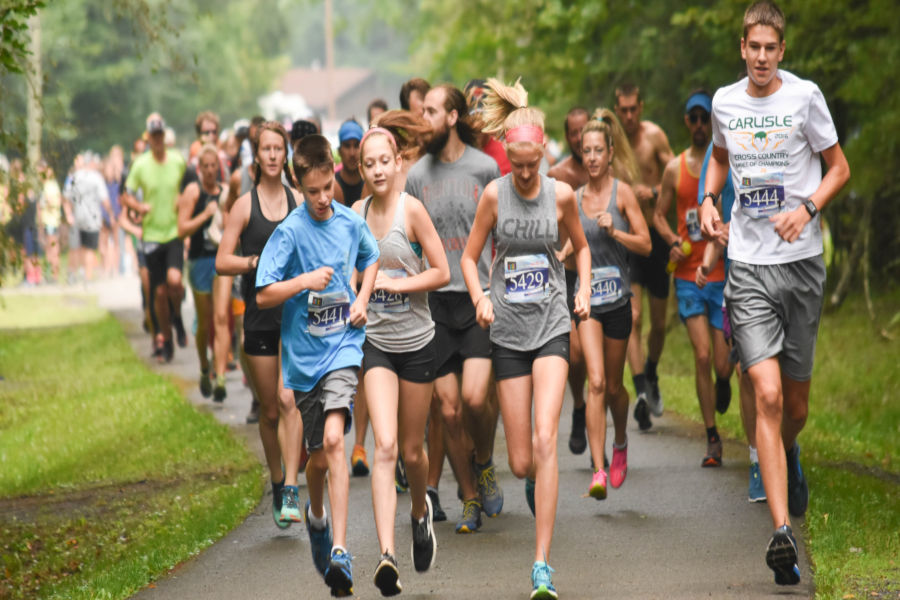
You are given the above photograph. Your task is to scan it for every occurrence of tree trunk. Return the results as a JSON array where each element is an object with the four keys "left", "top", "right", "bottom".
[{"left": 829, "top": 194, "right": 872, "bottom": 310}]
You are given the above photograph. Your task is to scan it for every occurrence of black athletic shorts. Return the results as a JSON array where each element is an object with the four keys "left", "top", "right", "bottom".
[
  {"left": 145, "top": 238, "right": 185, "bottom": 294},
  {"left": 574, "top": 300, "right": 633, "bottom": 340},
  {"left": 79, "top": 229, "right": 100, "bottom": 251},
  {"left": 565, "top": 269, "right": 577, "bottom": 321},
  {"left": 429, "top": 291, "right": 492, "bottom": 377},
  {"left": 492, "top": 333, "right": 570, "bottom": 381},
  {"left": 243, "top": 328, "right": 279, "bottom": 356},
  {"left": 363, "top": 338, "right": 436, "bottom": 383},
  {"left": 628, "top": 228, "right": 670, "bottom": 299}
]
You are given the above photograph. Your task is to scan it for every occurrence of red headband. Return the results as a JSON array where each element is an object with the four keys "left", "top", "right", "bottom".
[
  {"left": 361, "top": 127, "right": 397, "bottom": 151},
  {"left": 505, "top": 124, "right": 544, "bottom": 145}
]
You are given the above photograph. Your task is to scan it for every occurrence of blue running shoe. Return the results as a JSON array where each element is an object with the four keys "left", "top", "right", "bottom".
[
  {"left": 530, "top": 561, "right": 558, "bottom": 599},
  {"left": 525, "top": 478, "right": 536, "bottom": 517},
  {"left": 271, "top": 479, "right": 291, "bottom": 530},
  {"left": 766, "top": 525, "right": 801, "bottom": 585},
  {"left": 280, "top": 485, "right": 303, "bottom": 523},
  {"left": 324, "top": 548, "right": 354, "bottom": 597},
  {"left": 748, "top": 462, "right": 767, "bottom": 503},
  {"left": 305, "top": 501, "right": 333, "bottom": 577},
  {"left": 786, "top": 444, "right": 808, "bottom": 517},
  {"left": 455, "top": 498, "right": 482, "bottom": 533},
  {"left": 476, "top": 458, "right": 504, "bottom": 517}
]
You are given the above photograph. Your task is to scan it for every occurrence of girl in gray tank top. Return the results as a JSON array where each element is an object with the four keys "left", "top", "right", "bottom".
[
  {"left": 355, "top": 128, "right": 450, "bottom": 588},
  {"left": 459, "top": 78, "right": 592, "bottom": 598},
  {"left": 575, "top": 120, "right": 651, "bottom": 503}
]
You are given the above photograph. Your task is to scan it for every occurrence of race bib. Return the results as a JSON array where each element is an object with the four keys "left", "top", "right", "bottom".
[
  {"left": 685, "top": 208, "right": 703, "bottom": 242},
  {"left": 369, "top": 268, "right": 410, "bottom": 313},
  {"left": 308, "top": 290, "right": 351, "bottom": 337},
  {"left": 589, "top": 266, "right": 624, "bottom": 306},
  {"left": 739, "top": 172, "right": 785, "bottom": 219},
  {"left": 504, "top": 254, "right": 550, "bottom": 304}
]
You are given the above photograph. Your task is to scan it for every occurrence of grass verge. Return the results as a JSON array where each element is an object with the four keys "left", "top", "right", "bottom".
[
  {"left": 0, "top": 292, "right": 106, "bottom": 329},
  {"left": 0, "top": 315, "right": 261, "bottom": 599},
  {"left": 645, "top": 290, "right": 899, "bottom": 598}
]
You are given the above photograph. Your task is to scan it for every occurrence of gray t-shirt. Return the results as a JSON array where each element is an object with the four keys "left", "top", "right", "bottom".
[
  {"left": 65, "top": 168, "right": 109, "bottom": 232},
  {"left": 405, "top": 145, "right": 500, "bottom": 292}
]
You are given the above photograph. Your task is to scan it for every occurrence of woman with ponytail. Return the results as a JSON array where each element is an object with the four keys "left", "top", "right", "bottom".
[{"left": 460, "top": 78, "right": 591, "bottom": 600}]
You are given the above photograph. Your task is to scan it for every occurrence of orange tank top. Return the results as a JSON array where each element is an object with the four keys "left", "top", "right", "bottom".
[{"left": 675, "top": 151, "right": 724, "bottom": 282}]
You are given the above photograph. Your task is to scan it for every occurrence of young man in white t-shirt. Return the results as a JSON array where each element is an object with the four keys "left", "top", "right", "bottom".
[{"left": 699, "top": 0, "right": 850, "bottom": 587}]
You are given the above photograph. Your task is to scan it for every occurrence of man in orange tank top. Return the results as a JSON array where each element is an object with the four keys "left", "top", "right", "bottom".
[{"left": 654, "top": 90, "right": 734, "bottom": 467}]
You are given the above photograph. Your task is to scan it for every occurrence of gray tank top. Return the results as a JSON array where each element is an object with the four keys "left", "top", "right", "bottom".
[
  {"left": 576, "top": 180, "right": 633, "bottom": 313},
  {"left": 490, "top": 174, "right": 570, "bottom": 351},
  {"left": 364, "top": 193, "right": 435, "bottom": 353}
]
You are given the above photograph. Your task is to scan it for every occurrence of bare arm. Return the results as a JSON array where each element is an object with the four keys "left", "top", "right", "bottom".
[
  {"left": 177, "top": 183, "right": 216, "bottom": 238},
  {"left": 700, "top": 144, "right": 729, "bottom": 241},
  {"left": 375, "top": 197, "right": 450, "bottom": 294},
  {"left": 215, "top": 194, "right": 255, "bottom": 276},
  {"left": 224, "top": 169, "right": 242, "bottom": 214},
  {"left": 613, "top": 183, "right": 652, "bottom": 256},
  {"left": 461, "top": 182, "right": 498, "bottom": 328},
  {"left": 653, "top": 159, "right": 683, "bottom": 261},
  {"left": 557, "top": 181, "right": 591, "bottom": 320},
  {"left": 256, "top": 266, "right": 333, "bottom": 310}
]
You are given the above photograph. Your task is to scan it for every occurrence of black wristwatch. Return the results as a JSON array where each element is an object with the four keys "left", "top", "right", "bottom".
[
  {"left": 702, "top": 191, "right": 718, "bottom": 206},
  {"left": 803, "top": 199, "right": 818, "bottom": 218}
]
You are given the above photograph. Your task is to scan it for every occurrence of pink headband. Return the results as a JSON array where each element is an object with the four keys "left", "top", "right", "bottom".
[
  {"left": 505, "top": 124, "right": 544, "bottom": 145},
  {"left": 361, "top": 127, "right": 397, "bottom": 151}
]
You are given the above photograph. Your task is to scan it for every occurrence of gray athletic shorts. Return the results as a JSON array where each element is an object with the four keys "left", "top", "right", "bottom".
[
  {"left": 724, "top": 256, "right": 825, "bottom": 381},
  {"left": 293, "top": 367, "right": 357, "bottom": 451}
]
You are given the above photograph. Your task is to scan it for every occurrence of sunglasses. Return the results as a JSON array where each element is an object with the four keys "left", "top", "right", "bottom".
[
  {"left": 688, "top": 112, "right": 710, "bottom": 124},
  {"left": 201, "top": 129, "right": 218, "bottom": 136}
]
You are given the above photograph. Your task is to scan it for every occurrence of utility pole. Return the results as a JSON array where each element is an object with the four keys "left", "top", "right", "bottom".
[
  {"left": 26, "top": 10, "right": 43, "bottom": 175},
  {"left": 325, "top": 0, "right": 335, "bottom": 122}
]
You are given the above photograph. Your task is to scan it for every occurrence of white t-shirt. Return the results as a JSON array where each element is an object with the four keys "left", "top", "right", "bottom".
[
  {"left": 711, "top": 69, "right": 838, "bottom": 265},
  {"left": 64, "top": 168, "right": 109, "bottom": 232}
]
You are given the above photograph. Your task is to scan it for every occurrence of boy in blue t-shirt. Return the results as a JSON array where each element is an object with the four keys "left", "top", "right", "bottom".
[{"left": 256, "top": 135, "right": 379, "bottom": 597}]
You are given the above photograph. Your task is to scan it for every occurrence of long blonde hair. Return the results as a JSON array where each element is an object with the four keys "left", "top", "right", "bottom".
[
  {"left": 481, "top": 77, "right": 545, "bottom": 145},
  {"left": 582, "top": 108, "right": 640, "bottom": 186}
]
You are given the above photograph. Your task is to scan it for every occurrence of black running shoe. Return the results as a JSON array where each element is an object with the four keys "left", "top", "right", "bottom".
[
  {"left": 411, "top": 494, "right": 436, "bottom": 572},
  {"left": 766, "top": 525, "right": 801, "bottom": 585},
  {"left": 162, "top": 339, "right": 174, "bottom": 363},
  {"left": 715, "top": 378, "right": 732, "bottom": 414},
  {"left": 633, "top": 393, "right": 652, "bottom": 431},
  {"left": 786, "top": 444, "right": 809, "bottom": 517},
  {"left": 173, "top": 315, "right": 187, "bottom": 348},
  {"left": 373, "top": 552, "right": 402, "bottom": 597},
  {"left": 568, "top": 405, "right": 587, "bottom": 455},
  {"left": 427, "top": 487, "right": 447, "bottom": 522},
  {"left": 199, "top": 369, "right": 212, "bottom": 398}
]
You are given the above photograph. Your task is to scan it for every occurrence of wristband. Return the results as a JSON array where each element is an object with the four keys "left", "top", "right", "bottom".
[
  {"left": 702, "top": 191, "right": 718, "bottom": 206},
  {"left": 803, "top": 198, "right": 818, "bottom": 218}
]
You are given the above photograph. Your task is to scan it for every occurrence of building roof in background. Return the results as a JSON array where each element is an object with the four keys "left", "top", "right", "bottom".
[{"left": 280, "top": 67, "right": 374, "bottom": 112}]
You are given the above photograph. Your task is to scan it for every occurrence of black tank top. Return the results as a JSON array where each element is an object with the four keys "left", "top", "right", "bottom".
[
  {"left": 188, "top": 184, "right": 221, "bottom": 260},
  {"left": 336, "top": 170, "right": 364, "bottom": 206},
  {"left": 240, "top": 184, "right": 297, "bottom": 331}
]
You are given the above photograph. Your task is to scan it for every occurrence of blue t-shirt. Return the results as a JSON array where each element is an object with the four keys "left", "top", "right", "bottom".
[
  {"left": 697, "top": 143, "right": 735, "bottom": 273},
  {"left": 256, "top": 201, "right": 380, "bottom": 392}
]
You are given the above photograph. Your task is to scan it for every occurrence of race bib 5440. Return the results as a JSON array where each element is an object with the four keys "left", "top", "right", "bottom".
[
  {"left": 589, "top": 266, "right": 624, "bottom": 306},
  {"left": 504, "top": 254, "right": 550, "bottom": 304}
]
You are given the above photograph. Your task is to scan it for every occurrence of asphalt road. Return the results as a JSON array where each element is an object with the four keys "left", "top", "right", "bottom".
[{"left": 85, "top": 275, "right": 813, "bottom": 599}]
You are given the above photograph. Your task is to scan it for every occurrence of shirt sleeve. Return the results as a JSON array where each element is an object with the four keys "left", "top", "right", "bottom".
[
  {"left": 256, "top": 222, "right": 297, "bottom": 288},
  {"left": 711, "top": 97, "right": 726, "bottom": 149},
  {"left": 805, "top": 84, "right": 839, "bottom": 154},
  {"left": 404, "top": 168, "right": 419, "bottom": 198},
  {"left": 355, "top": 219, "right": 380, "bottom": 272}
]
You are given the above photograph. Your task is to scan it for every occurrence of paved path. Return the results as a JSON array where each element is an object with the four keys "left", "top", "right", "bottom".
[{"left": 17, "top": 275, "right": 815, "bottom": 599}]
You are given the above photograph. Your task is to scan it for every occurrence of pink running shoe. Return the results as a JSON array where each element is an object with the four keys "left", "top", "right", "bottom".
[
  {"left": 589, "top": 469, "right": 608, "bottom": 500},
  {"left": 610, "top": 445, "right": 628, "bottom": 488}
]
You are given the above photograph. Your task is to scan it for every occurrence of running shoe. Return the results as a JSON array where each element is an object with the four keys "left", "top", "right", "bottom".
[
  {"left": 305, "top": 501, "right": 333, "bottom": 576},
  {"left": 568, "top": 405, "right": 587, "bottom": 455},
  {"left": 786, "top": 444, "right": 809, "bottom": 517},
  {"left": 647, "top": 375, "right": 664, "bottom": 417},
  {"left": 351, "top": 444, "right": 369, "bottom": 477},
  {"left": 702, "top": 439, "right": 723, "bottom": 468},
  {"left": 174, "top": 315, "right": 188, "bottom": 348},
  {"left": 749, "top": 462, "right": 767, "bottom": 503},
  {"left": 610, "top": 444, "right": 628, "bottom": 488},
  {"left": 589, "top": 469, "right": 608, "bottom": 500},
  {"left": 455, "top": 498, "right": 482, "bottom": 533},
  {"left": 411, "top": 494, "right": 437, "bottom": 572},
  {"left": 715, "top": 378, "right": 732, "bottom": 414},
  {"left": 245, "top": 398, "right": 260, "bottom": 424},
  {"left": 530, "top": 561, "right": 558, "bottom": 600},
  {"left": 162, "top": 339, "right": 174, "bottom": 363},
  {"left": 525, "top": 478, "right": 536, "bottom": 517},
  {"left": 271, "top": 479, "right": 291, "bottom": 530},
  {"left": 199, "top": 369, "right": 212, "bottom": 398},
  {"left": 324, "top": 548, "right": 354, "bottom": 597},
  {"left": 427, "top": 487, "right": 447, "bottom": 522},
  {"left": 395, "top": 457, "right": 409, "bottom": 493},
  {"left": 475, "top": 459, "right": 504, "bottom": 517},
  {"left": 766, "top": 525, "right": 801, "bottom": 585},
  {"left": 280, "top": 485, "right": 303, "bottom": 523},
  {"left": 213, "top": 374, "right": 226, "bottom": 403},
  {"left": 373, "top": 552, "right": 402, "bottom": 597},
  {"left": 633, "top": 392, "right": 652, "bottom": 431}
]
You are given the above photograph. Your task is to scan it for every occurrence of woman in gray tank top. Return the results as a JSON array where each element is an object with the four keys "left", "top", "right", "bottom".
[
  {"left": 354, "top": 127, "right": 449, "bottom": 593},
  {"left": 574, "top": 113, "right": 651, "bottom": 502},
  {"left": 460, "top": 78, "right": 591, "bottom": 600}
]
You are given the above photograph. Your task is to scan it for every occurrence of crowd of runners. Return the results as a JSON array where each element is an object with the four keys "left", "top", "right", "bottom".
[{"left": 1, "top": 2, "right": 850, "bottom": 598}]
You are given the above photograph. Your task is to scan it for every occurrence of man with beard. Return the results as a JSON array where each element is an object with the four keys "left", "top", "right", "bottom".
[
  {"left": 547, "top": 107, "right": 590, "bottom": 457},
  {"left": 405, "top": 84, "right": 503, "bottom": 534},
  {"left": 653, "top": 90, "right": 732, "bottom": 466},
  {"left": 334, "top": 119, "right": 364, "bottom": 206}
]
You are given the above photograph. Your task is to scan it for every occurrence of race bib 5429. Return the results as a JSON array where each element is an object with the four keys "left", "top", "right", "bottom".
[{"left": 504, "top": 254, "right": 550, "bottom": 304}]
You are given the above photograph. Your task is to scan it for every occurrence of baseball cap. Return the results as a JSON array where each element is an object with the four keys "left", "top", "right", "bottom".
[
  {"left": 291, "top": 119, "right": 319, "bottom": 144},
  {"left": 146, "top": 114, "right": 166, "bottom": 134},
  {"left": 338, "top": 120, "right": 364, "bottom": 145},
  {"left": 685, "top": 92, "right": 712, "bottom": 114}
]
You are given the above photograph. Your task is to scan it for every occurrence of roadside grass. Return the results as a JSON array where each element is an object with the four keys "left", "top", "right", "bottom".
[
  {"left": 642, "top": 290, "right": 899, "bottom": 598},
  {"left": 0, "top": 316, "right": 261, "bottom": 599},
  {"left": 0, "top": 293, "right": 106, "bottom": 329}
]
